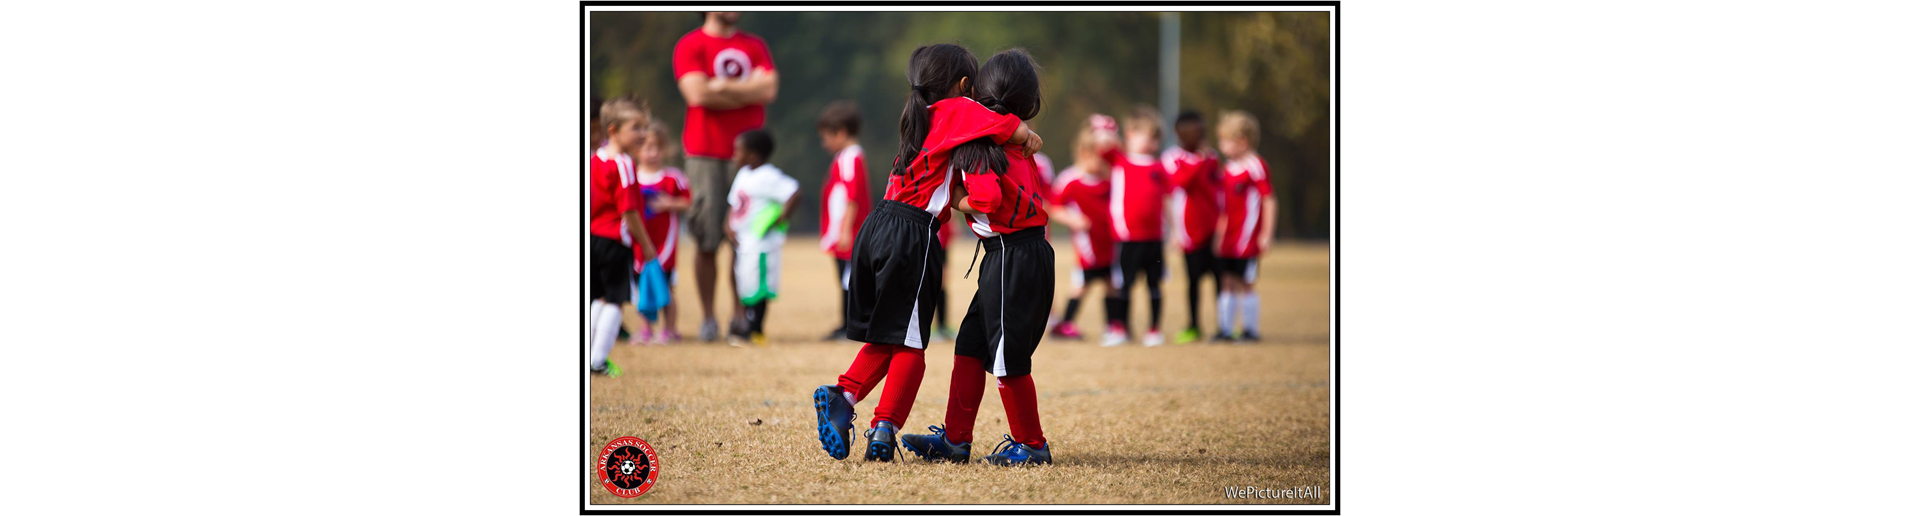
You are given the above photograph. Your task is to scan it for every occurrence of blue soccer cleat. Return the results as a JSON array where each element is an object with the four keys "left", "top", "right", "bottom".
[
  {"left": 864, "top": 420, "right": 900, "bottom": 462},
  {"left": 982, "top": 434, "right": 1053, "bottom": 466},
  {"left": 813, "top": 385, "right": 855, "bottom": 460},
  {"left": 899, "top": 425, "right": 973, "bottom": 463}
]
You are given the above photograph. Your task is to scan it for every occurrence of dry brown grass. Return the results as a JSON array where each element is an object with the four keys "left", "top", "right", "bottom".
[{"left": 589, "top": 235, "right": 1330, "bottom": 505}]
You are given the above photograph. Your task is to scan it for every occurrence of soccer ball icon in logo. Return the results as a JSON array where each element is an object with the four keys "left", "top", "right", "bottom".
[
  {"left": 596, "top": 436, "right": 660, "bottom": 498},
  {"left": 712, "top": 48, "right": 751, "bottom": 80}
]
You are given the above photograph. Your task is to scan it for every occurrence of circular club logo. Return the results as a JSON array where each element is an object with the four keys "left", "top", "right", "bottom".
[
  {"left": 596, "top": 436, "right": 660, "bottom": 498},
  {"left": 712, "top": 48, "right": 751, "bottom": 79}
]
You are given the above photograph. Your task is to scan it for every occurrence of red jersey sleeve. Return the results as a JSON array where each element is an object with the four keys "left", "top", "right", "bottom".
[
  {"left": 1251, "top": 157, "right": 1274, "bottom": 196},
  {"left": 614, "top": 163, "right": 640, "bottom": 216},
  {"left": 1166, "top": 152, "right": 1199, "bottom": 189},
  {"left": 961, "top": 166, "right": 1004, "bottom": 215},
  {"left": 672, "top": 33, "right": 703, "bottom": 79},
  {"left": 668, "top": 170, "right": 693, "bottom": 199},
  {"left": 1099, "top": 147, "right": 1124, "bottom": 169},
  {"left": 922, "top": 98, "right": 1023, "bottom": 156}
]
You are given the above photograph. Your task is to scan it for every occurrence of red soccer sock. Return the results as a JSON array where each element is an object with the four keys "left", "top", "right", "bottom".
[
  {"left": 997, "top": 374, "right": 1047, "bottom": 448},
  {"left": 837, "top": 343, "right": 895, "bottom": 403},
  {"left": 871, "top": 346, "right": 926, "bottom": 428},
  {"left": 944, "top": 355, "right": 989, "bottom": 444}
]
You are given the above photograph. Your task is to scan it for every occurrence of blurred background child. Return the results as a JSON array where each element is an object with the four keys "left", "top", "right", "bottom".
[
  {"left": 1212, "top": 111, "right": 1277, "bottom": 342},
  {"left": 726, "top": 129, "right": 800, "bottom": 346},
  {"left": 1047, "top": 114, "right": 1120, "bottom": 340},
  {"left": 1102, "top": 105, "right": 1172, "bottom": 347},
  {"left": 631, "top": 123, "right": 693, "bottom": 344},
  {"left": 1161, "top": 110, "right": 1223, "bottom": 345},
  {"left": 815, "top": 101, "right": 870, "bottom": 342},
  {"left": 589, "top": 97, "right": 656, "bottom": 375}
]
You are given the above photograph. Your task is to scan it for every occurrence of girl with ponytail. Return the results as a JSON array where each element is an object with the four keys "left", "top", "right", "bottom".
[
  {"left": 811, "top": 43, "right": 1043, "bottom": 464},
  {"left": 900, "top": 47, "right": 1057, "bottom": 466}
]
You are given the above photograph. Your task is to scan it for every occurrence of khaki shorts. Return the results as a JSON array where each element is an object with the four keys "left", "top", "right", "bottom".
[{"left": 683, "top": 156, "right": 734, "bottom": 252}]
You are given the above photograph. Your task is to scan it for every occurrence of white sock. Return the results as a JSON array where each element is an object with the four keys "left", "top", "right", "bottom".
[
  {"left": 1217, "top": 291, "right": 1236, "bottom": 335},
  {"left": 589, "top": 300, "right": 606, "bottom": 343},
  {"left": 591, "top": 302, "right": 622, "bottom": 368},
  {"left": 1239, "top": 293, "right": 1261, "bottom": 335}
]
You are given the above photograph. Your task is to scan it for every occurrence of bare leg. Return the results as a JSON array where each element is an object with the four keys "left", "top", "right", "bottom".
[
  {"left": 663, "top": 301, "right": 678, "bottom": 337},
  {"left": 695, "top": 249, "right": 718, "bottom": 325},
  {"left": 728, "top": 243, "right": 745, "bottom": 326}
]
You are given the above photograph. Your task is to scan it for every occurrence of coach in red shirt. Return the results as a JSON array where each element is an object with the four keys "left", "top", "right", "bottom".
[{"left": 673, "top": 11, "right": 778, "bottom": 342}]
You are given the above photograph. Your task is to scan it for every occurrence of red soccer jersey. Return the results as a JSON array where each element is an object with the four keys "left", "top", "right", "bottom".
[
  {"left": 1103, "top": 148, "right": 1171, "bottom": 242},
  {"left": 1218, "top": 154, "right": 1274, "bottom": 259},
  {"left": 960, "top": 144, "right": 1051, "bottom": 238},
  {"left": 1161, "top": 146, "right": 1223, "bottom": 252},
  {"left": 883, "top": 97, "right": 1022, "bottom": 227},
  {"left": 1051, "top": 166, "right": 1117, "bottom": 269},
  {"left": 819, "top": 145, "right": 871, "bottom": 259},
  {"left": 634, "top": 167, "right": 692, "bottom": 271},
  {"left": 590, "top": 146, "right": 641, "bottom": 245},
  {"left": 672, "top": 29, "right": 775, "bottom": 160}
]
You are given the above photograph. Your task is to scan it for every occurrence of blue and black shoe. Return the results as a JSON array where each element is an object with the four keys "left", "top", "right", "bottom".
[
  {"left": 812, "top": 385, "right": 855, "bottom": 460},
  {"left": 982, "top": 434, "right": 1053, "bottom": 466},
  {"left": 899, "top": 425, "right": 973, "bottom": 463},
  {"left": 863, "top": 420, "right": 899, "bottom": 462}
]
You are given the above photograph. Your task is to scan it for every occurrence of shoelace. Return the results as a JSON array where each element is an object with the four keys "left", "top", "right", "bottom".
[
  {"left": 923, "top": 425, "right": 951, "bottom": 446},
  {"left": 961, "top": 233, "right": 984, "bottom": 279},
  {"left": 989, "top": 434, "right": 1019, "bottom": 458}
]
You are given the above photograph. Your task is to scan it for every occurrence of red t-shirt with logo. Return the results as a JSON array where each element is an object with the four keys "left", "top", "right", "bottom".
[
  {"left": 1161, "top": 146, "right": 1222, "bottom": 252},
  {"left": 590, "top": 146, "right": 641, "bottom": 245},
  {"left": 672, "top": 29, "right": 775, "bottom": 160},
  {"left": 819, "top": 145, "right": 871, "bottom": 259},
  {"left": 1051, "top": 166, "right": 1117, "bottom": 269},
  {"left": 634, "top": 167, "right": 692, "bottom": 271},
  {"left": 1218, "top": 154, "right": 1274, "bottom": 259}
]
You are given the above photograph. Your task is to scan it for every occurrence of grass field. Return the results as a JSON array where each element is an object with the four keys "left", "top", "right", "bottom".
[{"left": 588, "top": 235, "right": 1332, "bottom": 505}]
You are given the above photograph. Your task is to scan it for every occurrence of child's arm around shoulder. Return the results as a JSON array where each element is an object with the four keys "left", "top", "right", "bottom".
[{"left": 956, "top": 162, "right": 1004, "bottom": 216}]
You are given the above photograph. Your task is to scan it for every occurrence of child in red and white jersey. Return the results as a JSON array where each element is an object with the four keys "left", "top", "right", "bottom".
[
  {"left": 1212, "top": 111, "right": 1278, "bottom": 342},
  {"left": 588, "top": 97, "right": 655, "bottom": 376},
  {"left": 1047, "top": 115, "right": 1120, "bottom": 341},
  {"left": 631, "top": 124, "right": 692, "bottom": 345},
  {"left": 815, "top": 101, "right": 870, "bottom": 342},
  {"left": 1160, "top": 110, "right": 1224, "bottom": 344},
  {"left": 1098, "top": 106, "right": 1173, "bottom": 347}
]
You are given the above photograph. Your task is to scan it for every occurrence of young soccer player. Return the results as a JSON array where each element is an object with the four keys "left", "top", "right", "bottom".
[
  {"left": 1102, "top": 105, "right": 1173, "bottom": 347},
  {"left": 589, "top": 97, "right": 657, "bottom": 375},
  {"left": 725, "top": 129, "right": 799, "bottom": 347},
  {"left": 1046, "top": 115, "right": 1121, "bottom": 340},
  {"left": 899, "top": 47, "right": 1055, "bottom": 466},
  {"left": 813, "top": 43, "right": 1041, "bottom": 462},
  {"left": 632, "top": 124, "right": 693, "bottom": 344},
  {"left": 1213, "top": 111, "right": 1278, "bottom": 342},
  {"left": 816, "top": 101, "right": 870, "bottom": 342},
  {"left": 1161, "top": 110, "right": 1223, "bottom": 345}
]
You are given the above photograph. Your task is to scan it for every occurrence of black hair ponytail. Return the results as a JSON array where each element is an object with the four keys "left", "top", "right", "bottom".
[
  {"left": 950, "top": 48, "right": 1044, "bottom": 177},
  {"left": 891, "top": 44, "right": 979, "bottom": 177}
]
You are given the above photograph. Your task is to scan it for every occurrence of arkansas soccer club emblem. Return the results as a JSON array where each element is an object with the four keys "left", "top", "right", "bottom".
[{"left": 597, "top": 436, "right": 660, "bottom": 498}]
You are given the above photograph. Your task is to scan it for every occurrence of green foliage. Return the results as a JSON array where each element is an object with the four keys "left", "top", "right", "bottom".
[{"left": 590, "top": 11, "right": 1330, "bottom": 238}]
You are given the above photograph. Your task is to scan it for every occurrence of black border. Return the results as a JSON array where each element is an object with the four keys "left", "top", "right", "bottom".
[{"left": 576, "top": 3, "right": 1344, "bottom": 510}]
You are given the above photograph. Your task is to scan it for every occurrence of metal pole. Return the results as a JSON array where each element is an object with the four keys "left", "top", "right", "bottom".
[{"left": 1159, "top": 12, "right": 1180, "bottom": 143}]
